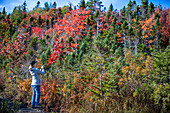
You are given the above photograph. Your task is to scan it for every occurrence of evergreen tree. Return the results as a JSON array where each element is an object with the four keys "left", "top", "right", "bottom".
[
  {"left": 45, "top": 19, "right": 49, "bottom": 29},
  {"left": 12, "top": 6, "right": 22, "bottom": 22},
  {"left": 128, "top": 26, "right": 134, "bottom": 48},
  {"left": 121, "top": 21, "right": 128, "bottom": 55},
  {"left": 127, "top": 0, "right": 132, "bottom": 27},
  {"left": 106, "top": 10, "right": 111, "bottom": 22},
  {"left": 111, "top": 16, "right": 116, "bottom": 27},
  {"left": 84, "top": 27, "right": 92, "bottom": 45},
  {"left": 2, "top": 7, "right": 6, "bottom": 15},
  {"left": 134, "top": 16, "right": 142, "bottom": 54},
  {"left": 23, "top": 1, "right": 27, "bottom": 12},
  {"left": 135, "top": 5, "right": 140, "bottom": 17},
  {"left": 52, "top": 2, "right": 57, "bottom": 8},
  {"left": 29, "top": 17, "right": 33, "bottom": 23},
  {"left": 86, "top": 0, "right": 103, "bottom": 12},
  {"left": 37, "top": 15, "right": 42, "bottom": 27},
  {"left": 50, "top": 17, "right": 54, "bottom": 28},
  {"left": 68, "top": 36, "right": 73, "bottom": 54},
  {"left": 109, "top": 3, "right": 113, "bottom": 12},
  {"left": 44, "top": 2, "right": 50, "bottom": 11},
  {"left": 7, "top": 14, "right": 11, "bottom": 19},
  {"left": 86, "top": 0, "right": 95, "bottom": 11},
  {"left": 29, "top": 17, "right": 33, "bottom": 36},
  {"left": 147, "top": 2, "right": 155, "bottom": 17},
  {"left": 152, "top": 45, "right": 170, "bottom": 83},
  {"left": 94, "top": 10, "right": 99, "bottom": 18},
  {"left": 120, "top": 6, "right": 126, "bottom": 21},
  {"left": 155, "top": 18, "right": 160, "bottom": 51},
  {"left": 35, "top": 1, "right": 40, "bottom": 8},
  {"left": 80, "top": 0, "right": 86, "bottom": 9},
  {"left": 141, "top": 0, "right": 148, "bottom": 19},
  {"left": 16, "top": 17, "right": 21, "bottom": 26},
  {"left": 7, "top": 24, "right": 14, "bottom": 37}
]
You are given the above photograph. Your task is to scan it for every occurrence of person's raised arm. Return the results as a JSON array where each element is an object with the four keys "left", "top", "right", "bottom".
[{"left": 33, "top": 67, "right": 45, "bottom": 74}]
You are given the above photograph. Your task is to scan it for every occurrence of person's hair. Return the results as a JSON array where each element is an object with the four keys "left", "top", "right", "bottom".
[
  {"left": 30, "top": 61, "right": 37, "bottom": 67},
  {"left": 29, "top": 61, "right": 37, "bottom": 71}
]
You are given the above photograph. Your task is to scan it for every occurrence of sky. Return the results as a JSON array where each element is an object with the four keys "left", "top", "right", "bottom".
[{"left": 0, "top": 0, "right": 170, "bottom": 14}]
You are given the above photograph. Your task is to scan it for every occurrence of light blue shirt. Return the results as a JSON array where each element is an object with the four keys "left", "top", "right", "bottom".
[{"left": 29, "top": 67, "right": 45, "bottom": 85}]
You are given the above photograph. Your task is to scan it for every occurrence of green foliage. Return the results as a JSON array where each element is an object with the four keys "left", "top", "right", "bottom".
[
  {"left": 44, "top": 2, "right": 50, "bottom": 11},
  {"left": 37, "top": 15, "right": 42, "bottom": 27},
  {"left": 29, "top": 17, "right": 33, "bottom": 23},
  {"left": 80, "top": 0, "right": 86, "bottom": 9},
  {"left": 52, "top": 2, "right": 57, "bottom": 8},
  {"left": 0, "top": 1, "right": 169, "bottom": 113},
  {"left": 152, "top": 45, "right": 170, "bottom": 83},
  {"left": 109, "top": 3, "right": 113, "bottom": 12},
  {"left": 2, "top": 7, "right": 6, "bottom": 15},
  {"left": 29, "top": 36, "right": 38, "bottom": 51},
  {"left": 94, "top": 10, "right": 99, "bottom": 18},
  {"left": 11, "top": 31, "right": 19, "bottom": 41}
]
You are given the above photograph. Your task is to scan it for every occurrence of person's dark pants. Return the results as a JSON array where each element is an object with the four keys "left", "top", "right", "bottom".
[{"left": 31, "top": 85, "right": 40, "bottom": 107}]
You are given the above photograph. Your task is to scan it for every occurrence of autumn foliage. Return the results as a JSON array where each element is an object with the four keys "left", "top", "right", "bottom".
[{"left": 0, "top": 0, "right": 169, "bottom": 112}]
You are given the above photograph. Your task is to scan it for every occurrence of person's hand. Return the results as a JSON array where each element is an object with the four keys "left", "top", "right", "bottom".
[
  {"left": 41, "top": 65, "right": 45, "bottom": 69},
  {"left": 29, "top": 65, "right": 32, "bottom": 70}
]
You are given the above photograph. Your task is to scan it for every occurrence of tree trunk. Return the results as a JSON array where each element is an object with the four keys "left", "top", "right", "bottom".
[
  {"left": 97, "top": 18, "right": 99, "bottom": 35},
  {"left": 75, "top": 32, "right": 77, "bottom": 54},
  {"left": 128, "top": 14, "right": 131, "bottom": 48},
  {"left": 100, "top": 56, "right": 104, "bottom": 99},
  {"left": 156, "top": 30, "right": 159, "bottom": 51},
  {"left": 134, "top": 38, "right": 139, "bottom": 55},
  {"left": 46, "top": 25, "right": 49, "bottom": 30},
  {"left": 166, "top": 51, "right": 169, "bottom": 83},
  {"left": 69, "top": 43, "right": 71, "bottom": 54},
  {"left": 123, "top": 33, "right": 127, "bottom": 56},
  {"left": 29, "top": 25, "right": 32, "bottom": 37},
  {"left": 129, "top": 36, "right": 131, "bottom": 47}
]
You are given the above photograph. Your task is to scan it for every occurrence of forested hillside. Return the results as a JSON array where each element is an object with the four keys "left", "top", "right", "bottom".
[{"left": 0, "top": 0, "right": 169, "bottom": 112}]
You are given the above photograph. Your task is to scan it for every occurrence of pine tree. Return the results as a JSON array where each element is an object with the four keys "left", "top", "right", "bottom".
[
  {"left": 37, "top": 15, "right": 42, "bottom": 27},
  {"left": 16, "top": 17, "right": 21, "bottom": 26},
  {"left": 127, "top": 0, "right": 132, "bottom": 27},
  {"left": 45, "top": 19, "right": 49, "bottom": 29},
  {"left": 2, "top": 7, "right": 6, "bottom": 15},
  {"left": 44, "top": 2, "right": 50, "bottom": 11},
  {"left": 127, "top": 0, "right": 133, "bottom": 48},
  {"left": 109, "top": 3, "right": 113, "bottom": 12},
  {"left": 135, "top": 5, "right": 140, "bottom": 17},
  {"left": 35, "top": 1, "right": 40, "bottom": 8},
  {"left": 121, "top": 21, "right": 128, "bottom": 55},
  {"left": 52, "top": 2, "right": 57, "bottom": 8},
  {"left": 152, "top": 45, "right": 170, "bottom": 83},
  {"left": 106, "top": 10, "right": 111, "bottom": 22},
  {"left": 155, "top": 18, "right": 160, "bottom": 51},
  {"left": 111, "top": 16, "right": 116, "bottom": 27},
  {"left": 86, "top": 0, "right": 95, "bottom": 11},
  {"left": 29, "top": 17, "right": 33, "bottom": 36},
  {"left": 23, "top": 1, "right": 27, "bottom": 12},
  {"left": 41, "top": 53, "right": 46, "bottom": 63},
  {"left": 128, "top": 26, "right": 134, "bottom": 48},
  {"left": 7, "top": 24, "right": 14, "bottom": 37},
  {"left": 147, "top": 2, "right": 155, "bottom": 17},
  {"left": 68, "top": 36, "right": 73, "bottom": 54},
  {"left": 120, "top": 6, "right": 126, "bottom": 21},
  {"left": 80, "top": 0, "right": 86, "bottom": 9},
  {"left": 50, "top": 17, "right": 54, "bottom": 28},
  {"left": 141, "top": 0, "right": 148, "bottom": 20},
  {"left": 134, "top": 16, "right": 142, "bottom": 55},
  {"left": 85, "top": 27, "right": 92, "bottom": 41}
]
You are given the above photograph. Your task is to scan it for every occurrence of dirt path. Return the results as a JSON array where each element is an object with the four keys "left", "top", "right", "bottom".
[{"left": 18, "top": 107, "right": 46, "bottom": 113}]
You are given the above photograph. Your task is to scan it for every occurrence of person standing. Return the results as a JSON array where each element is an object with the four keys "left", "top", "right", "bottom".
[{"left": 29, "top": 60, "right": 45, "bottom": 108}]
